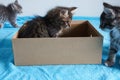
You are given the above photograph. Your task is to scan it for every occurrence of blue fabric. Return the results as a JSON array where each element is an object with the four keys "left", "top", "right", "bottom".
[{"left": 0, "top": 16, "right": 120, "bottom": 80}]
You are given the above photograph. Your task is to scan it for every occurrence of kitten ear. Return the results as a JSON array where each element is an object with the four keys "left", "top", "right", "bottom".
[
  {"left": 69, "top": 7, "right": 77, "bottom": 14},
  {"left": 103, "top": 2, "right": 113, "bottom": 14},
  {"left": 11, "top": 4, "right": 17, "bottom": 10},
  {"left": 104, "top": 7, "right": 114, "bottom": 14},
  {"left": 103, "top": 2, "right": 116, "bottom": 18},
  {"left": 15, "top": 0, "right": 18, "bottom": 4},
  {"left": 103, "top": 2, "right": 113, "bottom": 8},
  {"left": 104, "top": 8, "right": 116, "bottom": 18}
]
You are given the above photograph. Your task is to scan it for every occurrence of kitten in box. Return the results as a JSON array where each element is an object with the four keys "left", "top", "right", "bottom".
[
  {"left": 18, "top": 6, "right": 77, "bottom": 38},
  {"left": 100, "top": 2, "right": 120, "bottom": 66},
  {"left": 0, "top": 0, "right": 22, "bottom": 28}
]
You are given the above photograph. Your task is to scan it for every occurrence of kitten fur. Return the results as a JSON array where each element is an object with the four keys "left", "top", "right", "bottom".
[
  {"left": 100, "top": 2, "right": 120, "bottom": 66},
  {"left": 18, "top": 6, "right": 77, "bottom": 38},
  {"left": 100, "top": 2, "right": 120, "bottom": 29},
  {"left": 0, "top": 0, "right": 22, "bottom": 28}
]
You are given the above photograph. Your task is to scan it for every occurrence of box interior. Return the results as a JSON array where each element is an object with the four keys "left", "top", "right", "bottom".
[
  {"left": 60, "top": 21, "right": 101, "bottom": 37},
  {"left": 13, "top": 21, "right": 102, "bottom": 39}
]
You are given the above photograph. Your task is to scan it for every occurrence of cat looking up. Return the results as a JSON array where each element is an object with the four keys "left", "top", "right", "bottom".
[
  {"left": 18, "top": 6, "right": 77, "bottom": 38},
  {"left": 0, "top": 0, "right": 22, "bottom": 28}
]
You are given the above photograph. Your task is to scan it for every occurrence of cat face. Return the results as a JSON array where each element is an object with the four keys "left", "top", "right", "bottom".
[
  {"left": 100, "top": 2, "right": 120, "bottom": 29},
  {"left": 46, "top": 6, "right": 77, "bottom": 28},
  {"left": 11, "top": 0, "right": 22, "bottom": 13},
  {"left": 58, "top": 7, "right": 77, "bottom": 28}
]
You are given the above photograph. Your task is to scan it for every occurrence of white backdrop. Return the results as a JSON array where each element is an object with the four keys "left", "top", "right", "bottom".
[{"left": 0, "top": 0, "right": 120, "bottom": 17}]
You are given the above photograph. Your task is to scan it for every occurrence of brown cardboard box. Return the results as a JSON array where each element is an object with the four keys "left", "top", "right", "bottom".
[{"left": 12, "top": 21, "right": 103, "bottom": 66}]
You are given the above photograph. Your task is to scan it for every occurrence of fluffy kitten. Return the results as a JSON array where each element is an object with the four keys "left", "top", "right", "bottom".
[
  {"left": 18, "top": 6, "right": 77, "bottom": 38},
  {"left": 0, "top": 0, "right": 22, "bottom": 28},
  {"left": 100, "top": 2, "right": 120, "bottom": 66}
]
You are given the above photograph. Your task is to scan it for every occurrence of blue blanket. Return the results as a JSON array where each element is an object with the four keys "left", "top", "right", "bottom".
[{"left": 0, "top": 16, "right": 120, "bottom": 80}]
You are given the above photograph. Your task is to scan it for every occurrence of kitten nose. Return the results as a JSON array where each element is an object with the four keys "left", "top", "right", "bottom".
[{"left": 66, "top": 21, "right": 71, "bottom": 28}]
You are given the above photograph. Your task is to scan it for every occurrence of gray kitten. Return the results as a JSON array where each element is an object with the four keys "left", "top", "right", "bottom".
[
  {"left": 18, "top": 6, "right": 77, "bottom": 38},
  {"left": 0, "top": 0, "right": 22, "bottom": 28},
  {"left": 100, "top": 2, "right": 120, "bottom": 66}
]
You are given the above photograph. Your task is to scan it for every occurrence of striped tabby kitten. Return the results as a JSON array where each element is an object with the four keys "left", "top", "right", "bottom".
[
  {"left": 0, "top": 0, "right": 22, "bottom": 28},
  {"left": 18, "top": 6, "right": 77, "bottom": 38},
  {"left": 100, "top": 2, "right": 120, "bottom": 66}
]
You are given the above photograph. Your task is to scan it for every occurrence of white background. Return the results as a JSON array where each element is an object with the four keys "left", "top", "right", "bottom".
[{"left": 0, "top": 0, "right": 120, "bottom": 17}]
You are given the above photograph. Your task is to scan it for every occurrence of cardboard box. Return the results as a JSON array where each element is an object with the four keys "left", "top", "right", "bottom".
[{"left": 12, "top": 21, "right": 103, "bottom": 66}]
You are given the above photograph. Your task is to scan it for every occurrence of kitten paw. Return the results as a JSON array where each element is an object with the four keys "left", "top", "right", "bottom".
[
  {"left": 15, "top": 25, "right": 20, "bottom": 28},
  {"left": 13, "top": 24, "right": 20, "bottom": 28},
  {"left": 104, "top": 60, "right": 114, "bottom": 67},
  {"left": 0, "top": 24, "right": 2, "bottom": 28}
]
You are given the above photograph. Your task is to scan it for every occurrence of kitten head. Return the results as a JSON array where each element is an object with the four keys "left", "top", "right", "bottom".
[
  {"left": 7, "top": 0, "right": 22, "bottom": 14},
  {"left": 58, "top": 7, "right": 77, "bottom": 28},
  {"left": 46, "top": 6, "right": 77, "bottom": 28},
  {"left": 58, "top": 7, "right": 77, "bottom": 22},
  {"left": 100, "top": 2, "right": 120, "bottom": 30}
]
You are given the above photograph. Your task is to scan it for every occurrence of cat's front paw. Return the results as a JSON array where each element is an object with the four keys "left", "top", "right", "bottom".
[
  {"left": 12, "top": 24, "right": 20, "bottom": 28},
  {"left": 104, "top": 60, "right": 114, "bottom": 67},
  {"left": 14, "top": 25, "right": 20, "bottom": 28},
  {"left": 0, "top": 24, "right": 3, "bottom": 28}
]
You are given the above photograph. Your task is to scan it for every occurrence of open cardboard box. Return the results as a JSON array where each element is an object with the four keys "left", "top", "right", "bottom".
[{"left": 12, "top": 21, "right": 103, "bottom": 66}]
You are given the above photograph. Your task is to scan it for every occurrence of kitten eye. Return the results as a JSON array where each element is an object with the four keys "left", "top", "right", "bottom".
[
  {"left": 60, "top": 10, "right": 69, "bottom": 18},
  {"left": 61, "top": 10, "right": 65, "bottom": 14},
  {"left": 16, "top": 4, "right": 22, "bottom": 8},
  {"left": 107, "top": 12, "right": 112, "bottom": 15},
  {"left": 105, "top": 13, "right": 115, "bottom": 19},
  {"left": 60, "top": 10, "right": 66, "bottom": 15}
]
